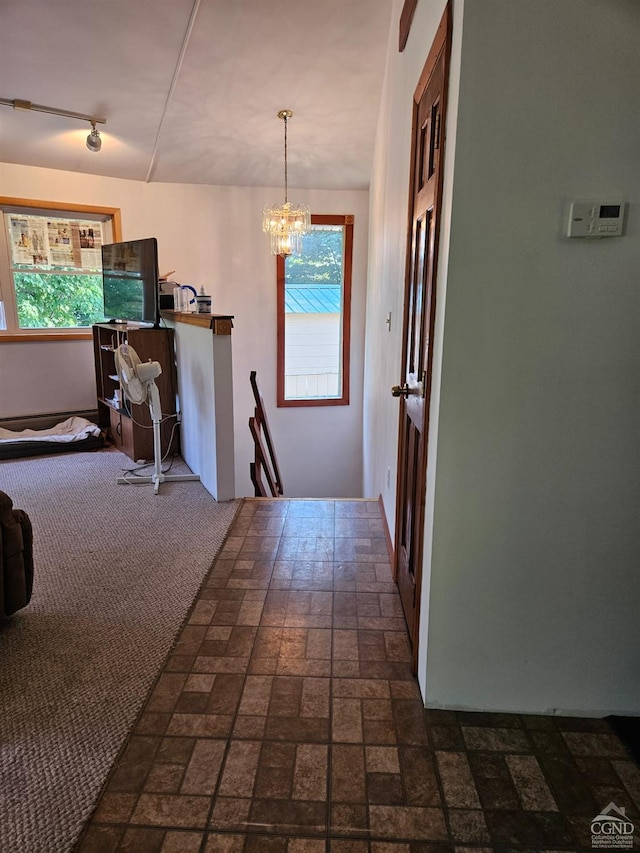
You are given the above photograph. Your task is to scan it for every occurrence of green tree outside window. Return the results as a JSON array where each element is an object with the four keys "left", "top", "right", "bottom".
[{"left": 14, "top": 272, "right": 105, "bottom": 328}]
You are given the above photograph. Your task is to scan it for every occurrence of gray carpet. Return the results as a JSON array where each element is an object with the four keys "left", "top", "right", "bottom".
[{"left": 0, "top": 448, "right": 241, "bottom": 853}]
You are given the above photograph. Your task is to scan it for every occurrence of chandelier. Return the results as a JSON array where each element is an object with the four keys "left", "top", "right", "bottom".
[{"left": 262, "top": 110, "right": 310, "bottom": 256}]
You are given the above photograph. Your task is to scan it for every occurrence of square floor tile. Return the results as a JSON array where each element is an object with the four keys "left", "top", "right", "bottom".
[{"left": 79, "top": 498, "right": 634, "bottom": 853}]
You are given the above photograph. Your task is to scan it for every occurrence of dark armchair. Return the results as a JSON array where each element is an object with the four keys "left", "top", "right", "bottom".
[{"left": 0, "top": 490, "right": 34, "bottom": 617}]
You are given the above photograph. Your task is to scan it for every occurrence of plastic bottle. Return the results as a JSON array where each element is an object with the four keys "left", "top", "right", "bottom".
[{"left": 196, "top": 286, "right": 212, "bottom": 314}]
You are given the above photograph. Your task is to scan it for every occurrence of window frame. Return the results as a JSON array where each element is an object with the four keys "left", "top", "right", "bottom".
[
  {"left": 276, "top": 213, "right": 353, "bottom": 408},
  {"left": 0, "top": 197, "right": 121, "bottom": 341}
]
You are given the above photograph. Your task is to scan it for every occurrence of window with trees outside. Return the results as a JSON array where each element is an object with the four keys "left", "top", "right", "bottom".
[
  {"left": 0, "top": 200, "right": 120, "bottom": 338},
  {"left": 277, "top": 214, "right": 353, "bottom": 407}
]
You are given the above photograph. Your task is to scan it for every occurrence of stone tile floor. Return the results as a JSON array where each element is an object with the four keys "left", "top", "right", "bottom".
[{"left": 77, "top": 499, "right": 640, "bottom": 852}]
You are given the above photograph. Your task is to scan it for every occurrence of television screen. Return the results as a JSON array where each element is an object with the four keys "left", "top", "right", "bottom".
[{"left": 102, "top": 237, "right": 159, "bottom": 325}]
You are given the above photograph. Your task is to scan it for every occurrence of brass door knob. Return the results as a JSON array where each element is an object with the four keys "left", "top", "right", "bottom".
[{"left": 391, "top": 383, "right": 410, "bottom": 398}]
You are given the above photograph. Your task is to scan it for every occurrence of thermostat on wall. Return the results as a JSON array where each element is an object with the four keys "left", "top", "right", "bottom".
[{"left": 568, "top": 200, "right": 626, "bottom": 238}]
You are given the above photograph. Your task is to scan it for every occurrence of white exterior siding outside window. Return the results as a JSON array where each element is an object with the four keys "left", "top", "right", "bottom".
[{"left": 277, "top": 217, "right": 353, "bottom": 407}]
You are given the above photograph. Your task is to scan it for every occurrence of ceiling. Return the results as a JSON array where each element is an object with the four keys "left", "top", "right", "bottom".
[{"left": 0, "top": 0, "right": 393, "bottom": 191}]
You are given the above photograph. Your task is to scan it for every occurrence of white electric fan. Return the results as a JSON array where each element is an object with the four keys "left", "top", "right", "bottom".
[{"left": 114, "top": 343, "right": 199, "bottom": 494}]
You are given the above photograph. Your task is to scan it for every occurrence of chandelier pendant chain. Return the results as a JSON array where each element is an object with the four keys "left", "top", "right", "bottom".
[
  {"left": 277, "top": 108, "right": 293, "bottom": 205},
  {"left": 283, "top": 112, "right": 288, "bottom": 204}
]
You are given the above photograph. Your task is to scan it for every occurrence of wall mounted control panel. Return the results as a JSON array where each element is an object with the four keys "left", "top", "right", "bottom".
[{"left": 567, "top": 200, "right": 626, "bottom": 238}]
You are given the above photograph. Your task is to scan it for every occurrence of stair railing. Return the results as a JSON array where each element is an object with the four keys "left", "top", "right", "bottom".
[{"left": 249, "top": 371, "right": 284, "bottom": 497}]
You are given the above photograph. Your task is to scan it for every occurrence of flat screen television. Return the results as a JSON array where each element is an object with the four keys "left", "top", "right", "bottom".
[{"left": 102, "top": 237, "right": 159, "bottom": 326}]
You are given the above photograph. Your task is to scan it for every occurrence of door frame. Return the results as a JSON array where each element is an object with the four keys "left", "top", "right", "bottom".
[{"left": 393, "top": 3, "right": 452, "bottom": 673}]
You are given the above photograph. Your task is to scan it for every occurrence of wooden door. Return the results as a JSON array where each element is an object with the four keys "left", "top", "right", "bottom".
[{"left": 393, "top": 5, "right": 451, "bottom": 669}]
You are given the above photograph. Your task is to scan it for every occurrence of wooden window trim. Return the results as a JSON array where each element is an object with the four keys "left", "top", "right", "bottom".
[
  {"left": 0, "top": 197, "right": 122, "bottom": 229},
  {"left": 0, "top": 332, "right": 92, "bottom": 343},
  {"left": 399, "top": 0, "right": 419, "bottom": 52},
  {"left": 0, "top": 198, "right": 121, "bottom": 341},
  {"left": 277, "top": 214, "right": 353, "bottom": 408}
]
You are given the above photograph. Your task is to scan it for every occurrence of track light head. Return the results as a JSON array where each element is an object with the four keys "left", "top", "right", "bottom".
[{"left": 86, "top": 122, "right": 102, "bottom": 152}]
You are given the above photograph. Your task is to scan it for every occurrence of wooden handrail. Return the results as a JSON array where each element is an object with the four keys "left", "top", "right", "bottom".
[{"left": 249, "top": 371, "right": 284, "bottom": 497}]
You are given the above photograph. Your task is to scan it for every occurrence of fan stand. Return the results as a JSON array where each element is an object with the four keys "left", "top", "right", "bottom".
[{"left": 116, "top": 381, "right": 200, "bottom": 495}]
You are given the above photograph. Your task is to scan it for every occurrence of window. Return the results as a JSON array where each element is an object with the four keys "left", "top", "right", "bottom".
[
  {"left": 277, "top": 214, "right": 353, "bottom": 407},
  {"left": 0, "top": 199, "right": 120, "bottom": 338}
]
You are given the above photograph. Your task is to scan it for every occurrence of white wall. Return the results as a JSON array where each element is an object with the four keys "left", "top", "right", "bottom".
[
  {"left": 364, "top": 0, "right": 461, "bottom": 695},
  {"left": 0, "top": 338, "right": 97, "bottom": 418},
  {"left": 0, "top": 163, "right": 368, "bottom": 498},
  {"left": 366, "top": 0, "right": 640, "bottom": 715},
  {"left": 204, "top": 185, "right": 369, "bottom": 499}
]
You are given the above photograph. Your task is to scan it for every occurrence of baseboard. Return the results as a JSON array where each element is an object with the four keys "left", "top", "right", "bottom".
[
  {"left": 378, "top": 493, "right": 394, "bottom": 565},
  {"left": 425, "top": 700, "right": 640, "bottom": 718},
  {"left": 0, "top": 409, "right": 99, "bottom": 432}
]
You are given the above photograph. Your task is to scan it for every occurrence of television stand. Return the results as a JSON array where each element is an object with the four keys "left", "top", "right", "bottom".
[{"left": 92, "top": 324, "right": 179, "bottom": 461}]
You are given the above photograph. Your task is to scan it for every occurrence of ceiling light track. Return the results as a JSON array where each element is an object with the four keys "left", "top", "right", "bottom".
[{"left": 0, "top": 97, "right": 106, "bottom": 152}]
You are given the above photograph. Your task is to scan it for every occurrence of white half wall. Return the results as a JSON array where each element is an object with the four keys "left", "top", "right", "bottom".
[
  {"left": 164, "top": 317, "right": 235, "bottom": 502},
  {"left": 0, "top": 164, "right": 368, "bottom": 497}
]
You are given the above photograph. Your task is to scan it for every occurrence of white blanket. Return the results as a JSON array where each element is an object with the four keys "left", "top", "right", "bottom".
[{"left": 0, "top": 416, "right": 102, "bottom": 445}]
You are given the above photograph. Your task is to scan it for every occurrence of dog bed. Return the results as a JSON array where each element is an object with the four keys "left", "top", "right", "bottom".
[{"left": 0, "top": 416, "right": 104, "bottom": 460}]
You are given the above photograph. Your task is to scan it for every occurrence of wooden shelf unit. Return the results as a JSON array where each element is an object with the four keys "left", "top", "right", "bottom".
[{"left": 92, "top": 324, "right": 179, "bottom": 461}]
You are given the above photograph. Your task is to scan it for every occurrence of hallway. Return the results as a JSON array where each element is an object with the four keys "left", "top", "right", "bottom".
[{"left": 78, "top": 499, "right": 639, "bottom": 851}]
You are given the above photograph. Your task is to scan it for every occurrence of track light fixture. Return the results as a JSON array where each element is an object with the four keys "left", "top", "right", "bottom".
[
  {"left": 86, "top": 122, "right": 102, "bottom": 152},
  {"left": 0, "top": 98, "right": 106, "bottom": 152}
]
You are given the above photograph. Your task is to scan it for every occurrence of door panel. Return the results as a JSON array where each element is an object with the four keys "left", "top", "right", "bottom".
[{"left": 393, "top": 5, "right": 451, "bottom": 670}]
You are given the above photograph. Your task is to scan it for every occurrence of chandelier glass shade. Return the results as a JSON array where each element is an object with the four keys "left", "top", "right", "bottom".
[
  {"left": 262, "top": 202, "right": 310, "bottom": 256},
  {"left": 262, "top": 110, "right": 310, "bottom": 256}
]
